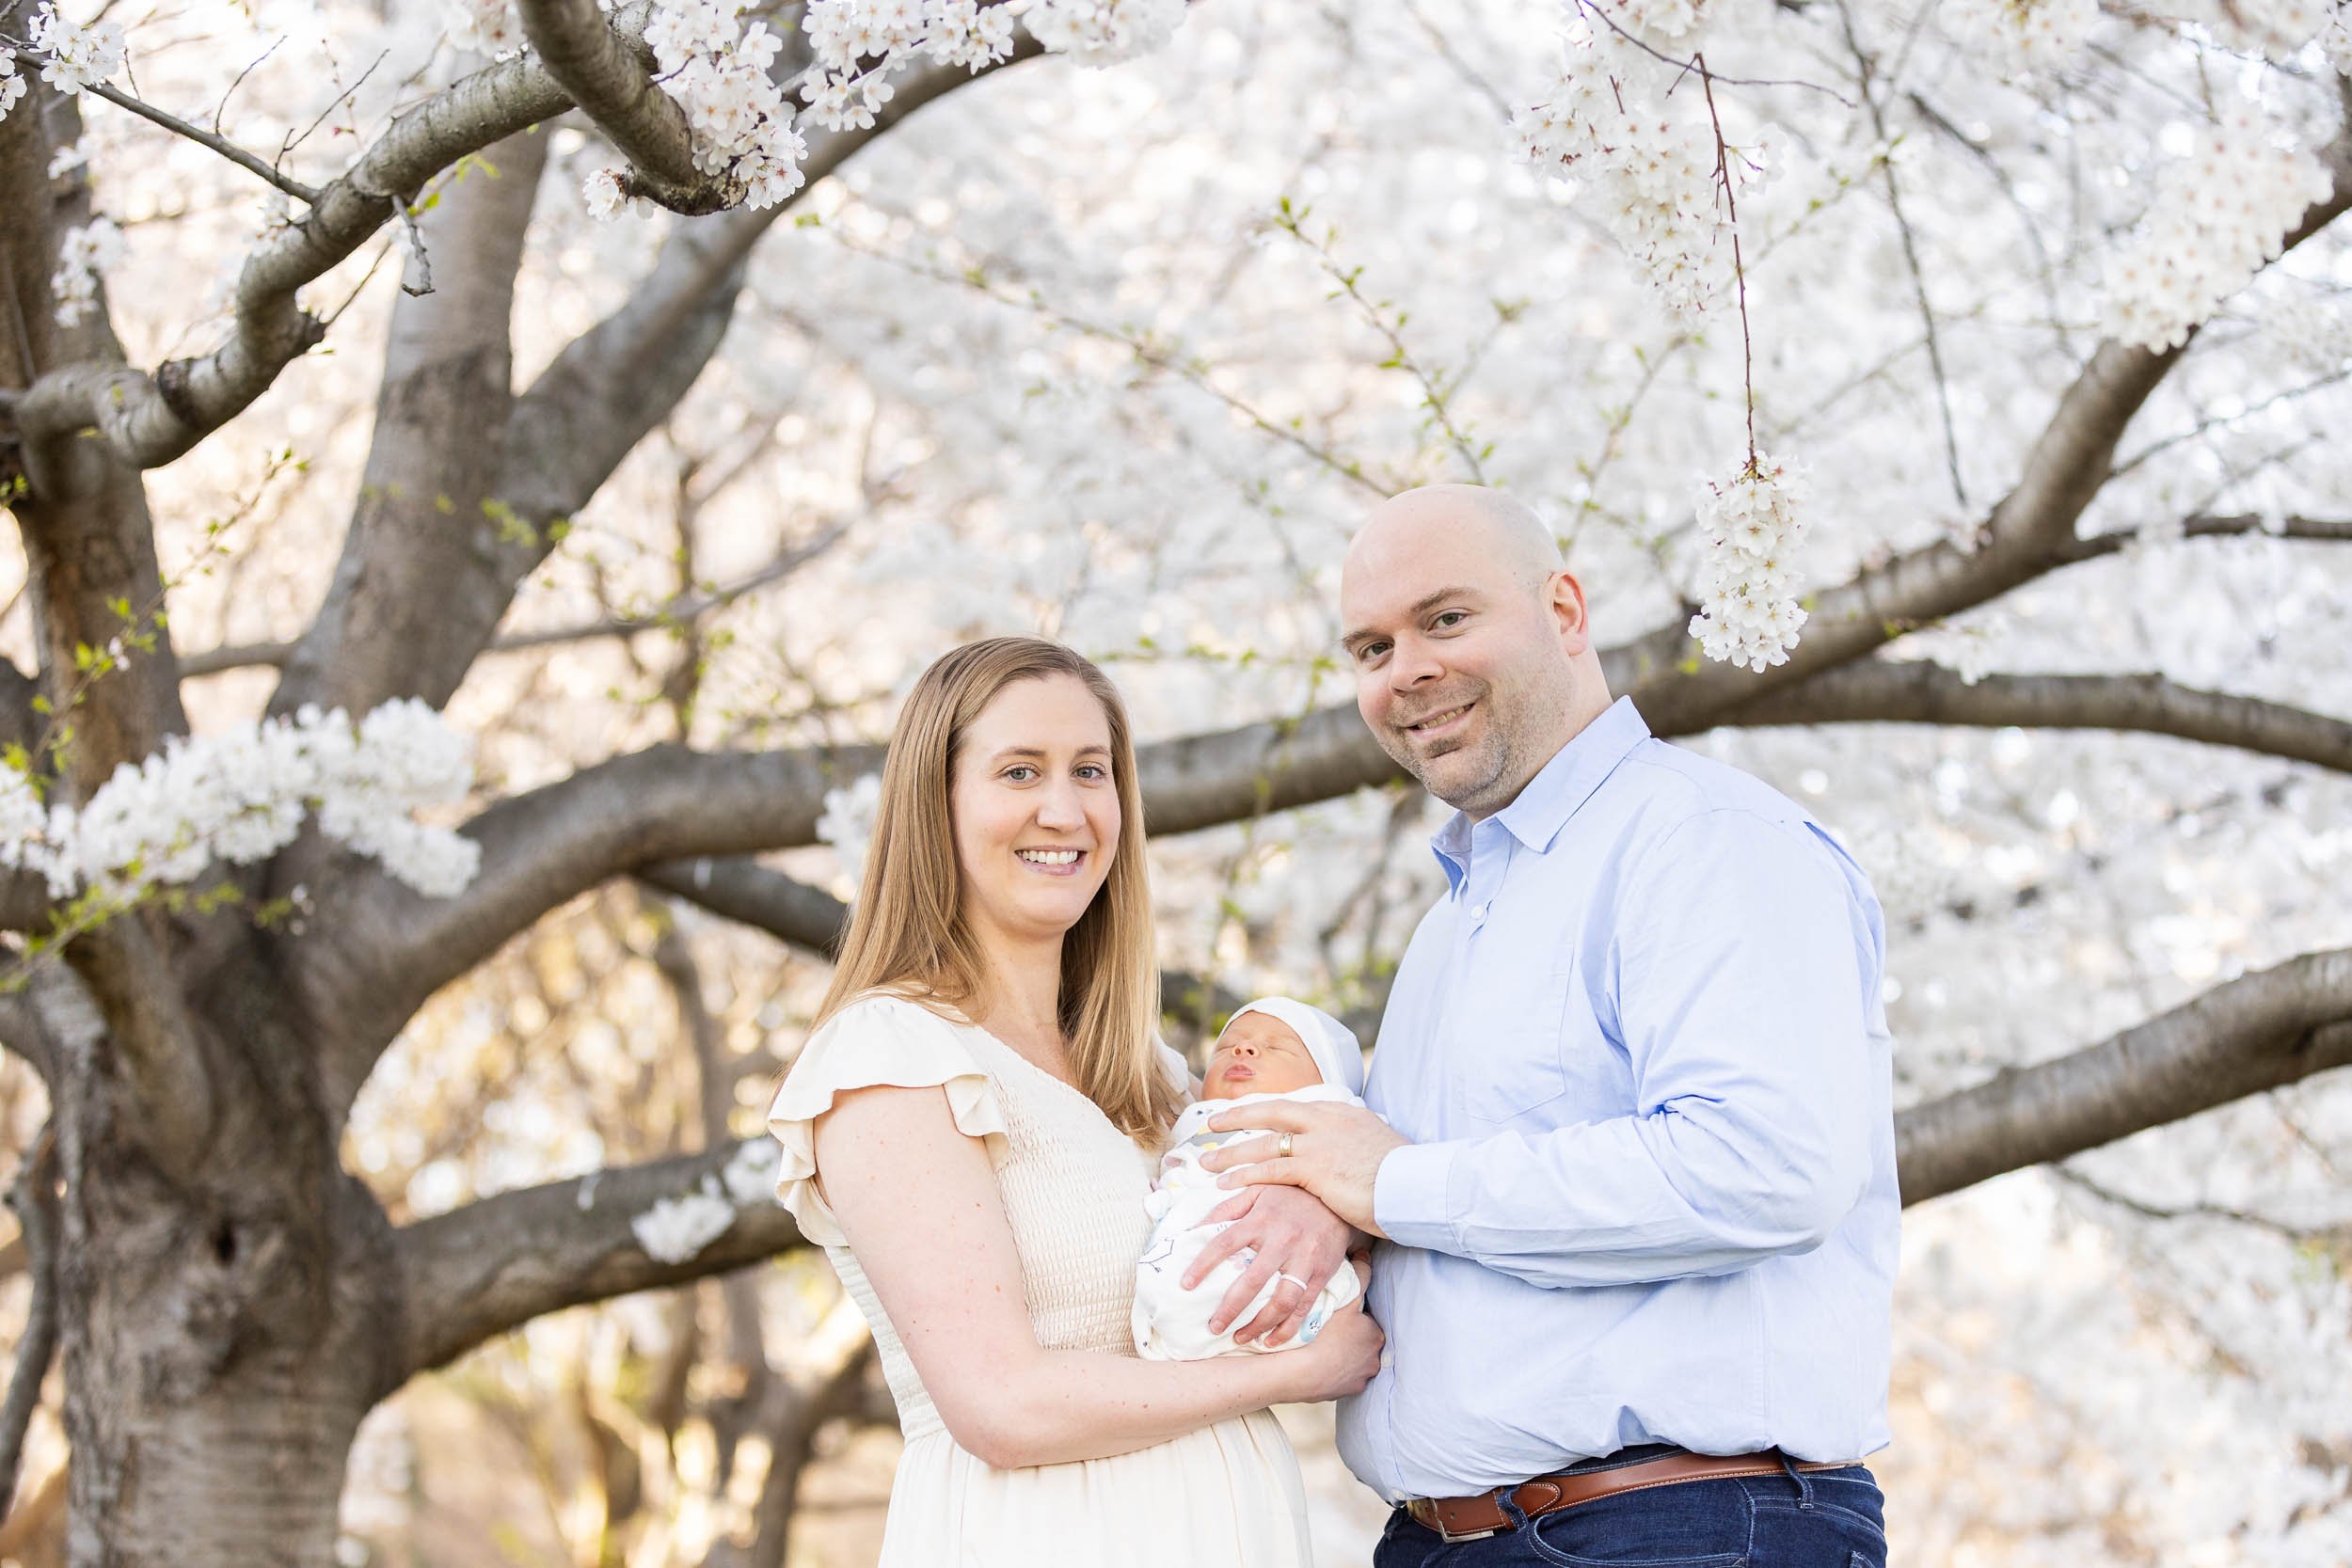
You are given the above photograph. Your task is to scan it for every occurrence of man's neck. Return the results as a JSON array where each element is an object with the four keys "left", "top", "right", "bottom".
[{"left": 1458, "top": 689, "right": 1616, "bottom": 822}]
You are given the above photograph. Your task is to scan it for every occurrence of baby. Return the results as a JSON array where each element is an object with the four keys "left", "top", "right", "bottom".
[{"left": 1132, "top": 997, "right": 1370, "bottom": 1361}]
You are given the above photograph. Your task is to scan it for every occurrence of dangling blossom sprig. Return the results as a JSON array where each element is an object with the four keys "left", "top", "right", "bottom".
[
  {"left": 2103, "top": 106, "right": 2331, "bottom": 353},
  {"left": 1514, "top": 5, "right": 1767, "bottom": 324},
  {"left": 50, "top": 216, "right": 122, "bottom": 327},
  {"left": 1687, "top": 451, "right": 1810, "bottom": 673},
  {"left": 0, "top": 698, "right": 482, "bottom": 907}
]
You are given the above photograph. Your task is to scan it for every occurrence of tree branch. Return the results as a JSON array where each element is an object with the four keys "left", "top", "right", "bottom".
[
  {"left": 180, "top": 525, "right": 844, "bottom": 678},
  {"left": 272, "top": 40, "right": 1041, "bottom": 727},
  {"left": 4, "top": 29, "right": 595, "bottom": 468},
  {"left": 638, "top": 856, "right": 1246, "bottom": 1028},
  {"left": 2057, "top": 512, "right": 2352, "bottom": 564},
  {"left": 73, "top": 79, "right": 320, "bottom": 203},
  {"left": 1896, "top": 949, "right": 2352, "bottom": 1204},
  {"left": 516, "top": 0, "right": 721, "bottom": 210},
  {"left": 389, "top": 1138, "right": 806, "bottom": 1385},
  {"left": 638, "top": 858, "right": 850, "bottom": 958},
  {"left": 1727, "top": 661, "right": 2352, "bottom": 775},
  {"left": 0, "top": 1128, "right": 57, "bottom": 1516},
  {"left": 386, "top": 945, "right": 2352, "bottom": 1386}
]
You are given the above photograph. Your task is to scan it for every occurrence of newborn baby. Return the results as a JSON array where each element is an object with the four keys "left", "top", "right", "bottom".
[{"left": 1132, "top": 997, "right": 1371, "bottom": 1361}]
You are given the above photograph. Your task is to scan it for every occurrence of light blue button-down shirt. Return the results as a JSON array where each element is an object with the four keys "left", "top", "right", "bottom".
[{"left": 1337, "top": 697, "right": 1899, "bottom": 1502}]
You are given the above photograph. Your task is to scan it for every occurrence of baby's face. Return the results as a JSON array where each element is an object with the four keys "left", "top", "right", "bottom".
[{"left": 1202, "top": 1012, "right": 1324, "bottom": 1100}]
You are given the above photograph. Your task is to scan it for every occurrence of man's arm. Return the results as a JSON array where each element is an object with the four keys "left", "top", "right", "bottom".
[{"left": 1214, "top": 809, "right": 1882, "bottom": 1288}]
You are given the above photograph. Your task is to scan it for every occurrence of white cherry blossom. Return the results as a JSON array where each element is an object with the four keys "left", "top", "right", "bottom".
[
  {"left": 629, "top": 1180, "right": 737, "bottom": 1263},
  {"left": 0, "top": 50, "right": 26, "bottom": 123},
  {"left": 50, "top": 215, "right": 122, "bottom": 327},
  {"left": 1687, "top": 451, "right": 1810, "bottom": 673},
  {"left": 26, "top": 1, "right": 123, "bottom": 95},
  {"left": 2103, "top": 106, "right": 2332, "bottom": 352}
]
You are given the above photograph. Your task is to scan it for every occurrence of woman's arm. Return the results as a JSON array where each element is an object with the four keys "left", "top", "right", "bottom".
[{"left": 814, "top": 1082, "right": 1380, "bottom": 1470}]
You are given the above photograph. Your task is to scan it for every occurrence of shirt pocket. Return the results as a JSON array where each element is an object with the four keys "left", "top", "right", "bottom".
[
  {"left": 1451, "top": 963, "right": 1579, "bottom": 1125},
  {"left": 1453, "top": 962, "right": 1632, "bottom": 1127}
]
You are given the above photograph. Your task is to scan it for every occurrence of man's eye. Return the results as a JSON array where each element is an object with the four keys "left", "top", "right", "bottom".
[
  {"left": 1433, "top": 611, "right": 1466, "bottom": 629},
  {"left": 1357, "top": 641, "right": 1390, "bottom": 663}
]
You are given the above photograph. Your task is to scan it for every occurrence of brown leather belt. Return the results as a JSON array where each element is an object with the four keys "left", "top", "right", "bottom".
[{"left": 1404, "top": 1449, "right": 1850, "bottom": 1544}]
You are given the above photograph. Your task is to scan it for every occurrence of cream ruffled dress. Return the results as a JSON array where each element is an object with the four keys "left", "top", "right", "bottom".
[{"left": 767, "top": 993, "right": 1313, "bottom": 1568}]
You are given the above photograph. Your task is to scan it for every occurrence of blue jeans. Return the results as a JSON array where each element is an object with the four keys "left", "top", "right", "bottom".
[{"left": 1373, "top": 1448, "right": 1888, "bottom": 1568}]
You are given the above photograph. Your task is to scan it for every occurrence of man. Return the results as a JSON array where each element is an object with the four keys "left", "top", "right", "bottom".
[{"left": 1202, "top": 484, "right": 1899, "bottom": 1566}]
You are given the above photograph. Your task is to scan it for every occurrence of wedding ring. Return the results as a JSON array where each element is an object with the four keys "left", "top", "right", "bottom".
[{"left": 1278, "top": 1131, "right": 1295, "bottom": 1159}]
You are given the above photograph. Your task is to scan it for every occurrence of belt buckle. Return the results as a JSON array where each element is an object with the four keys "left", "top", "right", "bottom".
[{"left": 1407, "top": 1497, "right": 1499, "bottom": 1544}]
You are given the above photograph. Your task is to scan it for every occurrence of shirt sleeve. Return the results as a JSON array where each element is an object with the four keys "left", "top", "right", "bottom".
[{"left": 1374, "top": 808, "right": 1879, "bottom": 1288}]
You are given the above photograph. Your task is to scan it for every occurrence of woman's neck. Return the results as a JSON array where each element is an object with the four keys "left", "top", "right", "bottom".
[{"left": 969, "top": 926, "right": 1066, "bottom": 1056}]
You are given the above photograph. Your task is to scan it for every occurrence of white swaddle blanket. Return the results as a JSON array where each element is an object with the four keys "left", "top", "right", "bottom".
[{"left": 1131, "top": 1083, "right": 1368, "bottom": 1361}]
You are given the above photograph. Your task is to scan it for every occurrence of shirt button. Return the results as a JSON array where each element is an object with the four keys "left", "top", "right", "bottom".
[{"left": 1470, "top": 902, "right": 1489, "bottom": 921}]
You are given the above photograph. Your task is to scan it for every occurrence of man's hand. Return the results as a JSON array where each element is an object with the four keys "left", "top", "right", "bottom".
[
  {"left": 1182, "top": 1185, "right": 1352, "bottom": 1347},
  {"left": 1200, "top": 1100, "right": 1407, "bottom": 1237}
]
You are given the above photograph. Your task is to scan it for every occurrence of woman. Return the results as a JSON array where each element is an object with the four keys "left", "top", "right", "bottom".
[{"left": 767, "top": 637, "right": 1379, "bottom": 1566}]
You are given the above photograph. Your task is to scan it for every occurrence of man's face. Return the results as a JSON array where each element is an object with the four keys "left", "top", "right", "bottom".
[{"left": 1340, "top": 513, "right": 1584, "bottom": 818}]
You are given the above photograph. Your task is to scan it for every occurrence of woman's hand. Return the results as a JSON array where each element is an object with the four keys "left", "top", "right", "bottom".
[
  {"left": 1185, "top": 1184, "right": 1355, "bottom": 1347},
  {"left": 1276, "top": 1258, "right": 1382, "bottom": 1404}
]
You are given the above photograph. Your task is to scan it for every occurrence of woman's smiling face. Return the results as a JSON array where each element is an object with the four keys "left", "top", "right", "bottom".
[
  {"left": 1202, "top": 1012, "right": 1323, "bottom": 1100},
  {"left": 948, "top": 673, "right": 1121, "bottom": 952}
]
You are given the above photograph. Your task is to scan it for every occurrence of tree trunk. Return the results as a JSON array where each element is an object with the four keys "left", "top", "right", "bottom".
[{"left": 41, "top": 961, "right": 403, "bottom": 1568}]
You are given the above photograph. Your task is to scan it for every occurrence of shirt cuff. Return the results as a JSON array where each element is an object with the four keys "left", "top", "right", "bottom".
[{"left": 1373, "top": 1139, "right": 1464, "bottom": 1253}]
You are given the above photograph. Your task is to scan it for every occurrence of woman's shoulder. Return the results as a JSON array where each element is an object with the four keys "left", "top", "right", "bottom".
[{"left": 766, "top": 990, "right": 1010, "bottom": 1244}]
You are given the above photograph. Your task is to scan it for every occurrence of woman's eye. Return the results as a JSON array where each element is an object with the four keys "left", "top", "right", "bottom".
[
  {"left": 1004, "top": 766, "right": 1037, "bottom": 782},
  {"left": 1076, "top": 764, "right": 1108, "bottom": 781}
]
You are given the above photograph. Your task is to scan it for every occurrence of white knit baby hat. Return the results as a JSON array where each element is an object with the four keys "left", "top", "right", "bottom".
[{"left": 1222, "top": 997, "right": 1366, "bottom": 1096}]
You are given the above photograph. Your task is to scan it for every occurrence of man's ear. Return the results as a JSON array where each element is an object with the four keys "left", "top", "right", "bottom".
[{"left": 1548, "top": 569, "right": 1594, "bottom": 655}]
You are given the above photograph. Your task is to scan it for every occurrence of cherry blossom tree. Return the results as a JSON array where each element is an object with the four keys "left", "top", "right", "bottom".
[{"left": 2, "top": 0, "right": 2351, "bottom": 1562}]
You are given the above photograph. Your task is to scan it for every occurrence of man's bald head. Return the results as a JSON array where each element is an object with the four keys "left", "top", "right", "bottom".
[
  {"left": 1338, "top": 483, "right": 1611, "bottom": 819},
  {"left": 1346, "top": 483, "right": 1565, "bottom": 594}
]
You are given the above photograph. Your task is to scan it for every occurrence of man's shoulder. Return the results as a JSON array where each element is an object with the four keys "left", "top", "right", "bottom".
[{"left": 1611, "top": 736, "right": 1815, "bottom": 841}]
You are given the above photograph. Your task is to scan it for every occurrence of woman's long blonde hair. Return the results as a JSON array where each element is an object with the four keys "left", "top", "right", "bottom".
[{"left": 814, "top": 638, "right": 1180, "bottom": 1140}]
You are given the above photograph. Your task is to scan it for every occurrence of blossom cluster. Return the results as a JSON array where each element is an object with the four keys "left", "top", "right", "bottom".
[
  {"left": 0, "top": 698, "right": 482, "bottom": 908},
  {"left": 2104, "top": 108, "right": 2332, "bottom": 352},
  {"left": 25, "top": 1, "right": 123, "bottom": 95},
  {"left": 49, "top": 217, "right": 122, "bottom": 327},
  {"left": 630, "top": 0, "right": 808, "bottom": 210},
  {"left": 1515, "top": 11, "right": 1757, "bottom": 323},
  {"left": 1018, "top": 0, "right": 1186, "bottom": 68},
  {"left": 2263, "top": 291, "right": 2352, "bottom": 373},
  {"left": 0, "top": 50, "right": 23, "bottom": 122},
  {"left": 2157, "top": 0, "right": 2334, "bottom": 59},
  {"left": 1942, "top": 0, "right": 2096, "bottom": 73},
  {"left": 1686, "top": 451, "right": 1810, "bottom": 673},
  {"left": 443, "top": 0, "right": 526, "bottom": 56},
  {"left": 817, "top": 771, "right": 884, "bottom": 890},
  {"left": 1602, "top": 0, "right": 1714, "bottom": 46}
]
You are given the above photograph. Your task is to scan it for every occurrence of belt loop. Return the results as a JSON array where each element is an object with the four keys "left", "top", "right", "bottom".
[
  {"left": 1778, "top": 1450, "right": 1816, "bottom": 1510},
  {"left": 1494, "top": 1485, "right": 1536, "bottom": 1533}
]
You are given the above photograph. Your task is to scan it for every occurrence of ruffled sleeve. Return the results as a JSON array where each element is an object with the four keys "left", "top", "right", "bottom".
[{"left": 765, "top": 994, "right": 1010, "bottom": 1247}]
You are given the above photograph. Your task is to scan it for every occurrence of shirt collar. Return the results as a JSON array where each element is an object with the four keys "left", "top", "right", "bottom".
[{"left": 1430, "top": 696, "right": 1650, "bottom": 888}]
